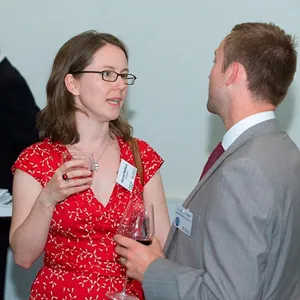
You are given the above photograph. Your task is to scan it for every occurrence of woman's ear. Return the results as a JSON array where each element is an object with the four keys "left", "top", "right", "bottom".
[{"left": 65, "top": 74, "right": 80, "bottom": 96}]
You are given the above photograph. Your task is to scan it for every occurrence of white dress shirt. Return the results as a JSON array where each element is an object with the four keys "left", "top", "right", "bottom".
[{"left": 222, "top": 111, "right": 276, "bottom": 150}]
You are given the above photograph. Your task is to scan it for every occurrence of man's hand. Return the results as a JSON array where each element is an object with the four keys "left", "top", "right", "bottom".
[{"left": 114, "top": 235, "right": 164, "bottom": 282}]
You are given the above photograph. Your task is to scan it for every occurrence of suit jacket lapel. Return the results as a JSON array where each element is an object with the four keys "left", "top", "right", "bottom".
[{"left": 164, "top": 119, "right": 282, "bottom": 252}]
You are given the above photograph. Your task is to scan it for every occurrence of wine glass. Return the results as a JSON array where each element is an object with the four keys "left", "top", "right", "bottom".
[
  {"left": 61, "top": 151, "right": 95, "bottom": 172},
  {"left": 106, "top": 200, "right": 154, "bottom": 300}
]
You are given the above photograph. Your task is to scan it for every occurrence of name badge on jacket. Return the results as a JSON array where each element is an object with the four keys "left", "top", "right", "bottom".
[
  {"left": 116, "top": 159, "right": 137, "bottom": 192},
  {"left": 174, "top": 206, "right": 193, "bottom": 236}
]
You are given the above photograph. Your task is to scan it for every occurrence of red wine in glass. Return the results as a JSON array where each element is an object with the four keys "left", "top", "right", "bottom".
[{"left": 136, "top": 238, "right": 152, "bottom": 246}]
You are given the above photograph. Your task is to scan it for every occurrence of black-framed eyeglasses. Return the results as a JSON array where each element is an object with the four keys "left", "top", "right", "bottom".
[{"left": 71, "top": 70, "right": 137, "bottom": 85}]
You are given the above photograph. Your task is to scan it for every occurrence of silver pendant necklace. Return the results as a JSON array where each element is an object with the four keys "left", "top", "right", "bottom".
[{"left": 73, "top": 138, "right": 111, "bottom": 172}]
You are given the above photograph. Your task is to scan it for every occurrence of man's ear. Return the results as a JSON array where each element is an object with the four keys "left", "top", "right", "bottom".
[
  {"left": 65, "top": 74, "right": 80, "bottom": 96},
  {"left": 225, "top": 62, "right": 239, "bottom": 86}
]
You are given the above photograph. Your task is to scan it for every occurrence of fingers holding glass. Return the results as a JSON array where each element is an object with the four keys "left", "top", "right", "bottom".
[
  {"left": 39, "top": 158, "right": 93, "bottom": 207},
  {"left": 59, "top": 159, "right": 93, "bottom": 190},
  {"left": 61, "top": 167, "right": 92, "bottom": 182}
]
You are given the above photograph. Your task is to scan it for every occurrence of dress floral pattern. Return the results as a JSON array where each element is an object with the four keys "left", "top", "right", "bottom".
[{"left": 12, "top": 136, "right": 163, "bottom": 300}]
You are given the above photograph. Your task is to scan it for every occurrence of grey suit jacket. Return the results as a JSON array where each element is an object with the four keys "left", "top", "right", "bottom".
[{"left": 143, "top": 120, "right": 300, "bottom": 300}]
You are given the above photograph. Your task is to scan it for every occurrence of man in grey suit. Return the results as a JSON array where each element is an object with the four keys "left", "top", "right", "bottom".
[{"left": 115, "top": 22, "right": 300, "bottom": 299}]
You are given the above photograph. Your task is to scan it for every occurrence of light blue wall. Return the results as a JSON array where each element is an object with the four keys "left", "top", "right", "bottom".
[
  {"left": 1, "top": 0, "right": 300, "bottom": 298},
  {"left": 1, "top": 0, "right": 300, "bottom": 200}
]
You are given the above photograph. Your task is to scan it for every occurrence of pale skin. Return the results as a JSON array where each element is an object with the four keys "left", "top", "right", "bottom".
[
  {"left": 114, "top": 38, "right": 277, "bottom": 283},
  {"left": 10, "top": 43, "right": 170, "bottom": 268}
]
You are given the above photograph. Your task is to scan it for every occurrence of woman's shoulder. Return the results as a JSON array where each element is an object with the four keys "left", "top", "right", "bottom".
[
  {"left": 12, "top": 138, "right": 64, "bottom": 176},
  {"left": 21, "top": 138, "right": 60, "bottom": 155},
  {"left": 133, "top": 137, "right": 158, "bottom": 155},
  {"left": 15, "top": 138, "right": 66, "bottom": 167},
  {"left": 117, "top": 136, "right": 155, "bottom": 153},
  {"left": 129, "top": 137, "right": 164, "bottom": 184},
  {"left": 120, "top": 136, "right": 163, "bottom": 162}
]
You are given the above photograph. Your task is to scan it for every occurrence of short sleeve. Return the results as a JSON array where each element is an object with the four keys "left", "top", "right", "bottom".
[
  {"left": 12, "top": 141, "right": 54, "bottom": 186},
  {"left": 136, "top": 139, "right": 164, "bottom": 185}
]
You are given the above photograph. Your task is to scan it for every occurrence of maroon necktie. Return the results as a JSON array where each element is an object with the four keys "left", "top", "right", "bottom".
[{"left": 200, "top": 142, "right": 225, "bottom": 180}]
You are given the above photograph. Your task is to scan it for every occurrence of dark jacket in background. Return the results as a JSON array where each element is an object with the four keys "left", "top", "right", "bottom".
[
  {"left": 0, "top": 57, "right": 40, "bottom": 299},
  {"left": 0, "top": 57, "right": 40, "bottom": 192}
]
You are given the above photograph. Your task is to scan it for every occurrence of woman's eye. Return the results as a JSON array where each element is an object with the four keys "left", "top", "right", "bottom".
[{"left": 103, "top": 71, "right": 112, "bottom": 77}]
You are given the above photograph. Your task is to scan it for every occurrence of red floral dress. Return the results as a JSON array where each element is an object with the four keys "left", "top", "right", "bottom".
[{"left": 12, "top": 136, "right": 163, "bottom": 300}]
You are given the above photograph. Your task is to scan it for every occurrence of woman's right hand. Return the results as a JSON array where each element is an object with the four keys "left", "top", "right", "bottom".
[{"left": 38, "top": 159, "right": 93, "bottom": 208}]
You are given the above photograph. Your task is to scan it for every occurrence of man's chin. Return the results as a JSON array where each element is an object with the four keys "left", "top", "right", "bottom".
[{"left": 207, "top": 100, "right": 217, "bottom": 114}]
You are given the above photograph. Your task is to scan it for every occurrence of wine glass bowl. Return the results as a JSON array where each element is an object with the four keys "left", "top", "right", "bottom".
[
  {"left": 62, "top": 151, "right": 95, "bottom": 172},
  {"left": 117, "top": 200, "right": 154, "bottom": 244}
]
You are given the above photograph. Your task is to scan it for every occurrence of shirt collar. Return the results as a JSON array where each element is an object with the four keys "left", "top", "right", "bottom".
[{"left": 222, "top": 111, "right": 276, "bottom": 150}]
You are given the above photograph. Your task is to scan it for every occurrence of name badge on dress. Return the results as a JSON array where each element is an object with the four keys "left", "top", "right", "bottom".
[
  {"left": 174, "top": 206, "right": 193, "bottom": 236},
  {"left": 116, "top": 159, "right": 137, "bottom": 192}
]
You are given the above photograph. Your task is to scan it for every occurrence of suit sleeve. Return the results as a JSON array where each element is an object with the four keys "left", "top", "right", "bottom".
[{"left": 143, "top": 158, "right": 276, "bottom": 300}]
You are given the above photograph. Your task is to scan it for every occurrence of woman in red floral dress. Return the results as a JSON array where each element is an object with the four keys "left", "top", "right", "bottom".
[{"left": 10, "top": 30, "right": 170, "bottom": 300}]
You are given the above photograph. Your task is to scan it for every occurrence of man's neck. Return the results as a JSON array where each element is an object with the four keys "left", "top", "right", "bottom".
[{"left": 223, "top": 103, "right": 275, "bottom": 131}]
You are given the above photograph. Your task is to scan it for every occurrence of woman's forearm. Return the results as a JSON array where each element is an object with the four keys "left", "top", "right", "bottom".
[{"left": 10, "top": 194, "right": 55, "bottom": 268}]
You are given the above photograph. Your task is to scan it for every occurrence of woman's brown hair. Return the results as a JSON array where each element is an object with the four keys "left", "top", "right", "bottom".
[{"left": 37, "top": 30, "right": 132, "bottom": 144}]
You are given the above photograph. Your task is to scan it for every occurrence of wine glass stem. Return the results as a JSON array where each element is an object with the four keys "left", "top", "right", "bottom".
[{"left": 121, "top": 275, "right": 129, "bottom": 295}]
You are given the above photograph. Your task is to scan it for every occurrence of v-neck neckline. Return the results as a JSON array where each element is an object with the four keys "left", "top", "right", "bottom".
[{"left": 60, "top": 136, "right": 125, "bottom": 209}]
